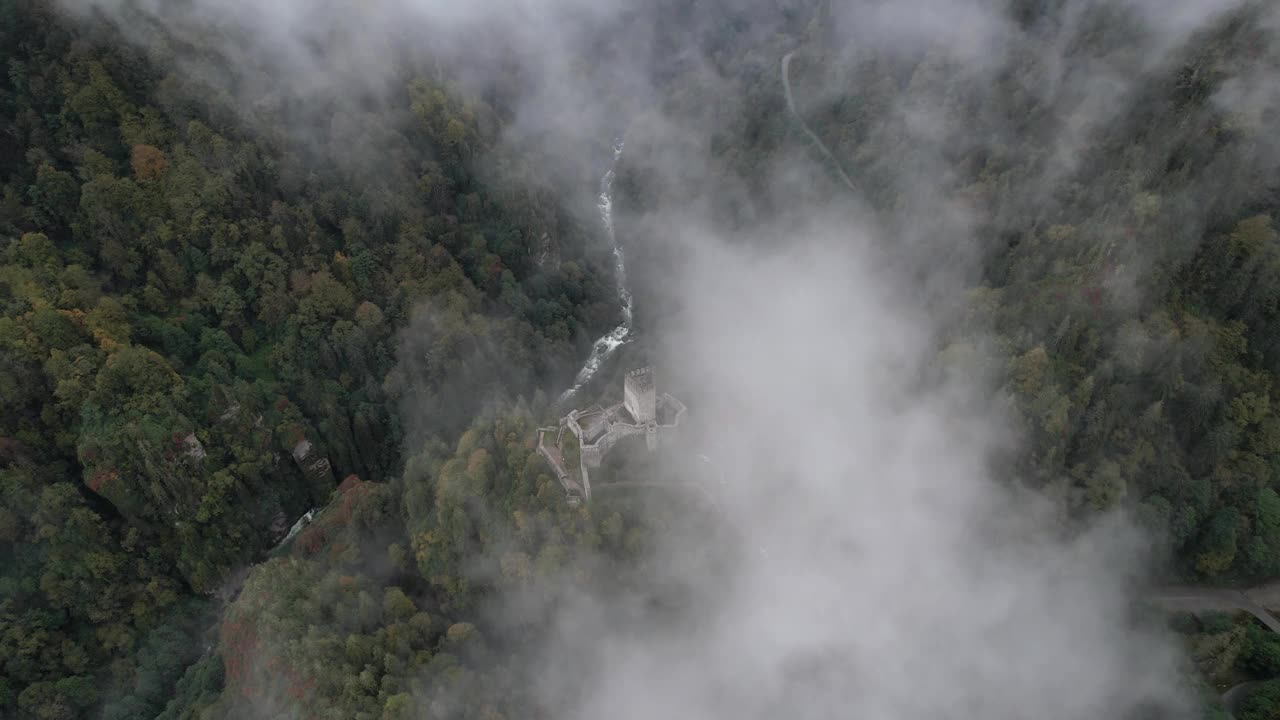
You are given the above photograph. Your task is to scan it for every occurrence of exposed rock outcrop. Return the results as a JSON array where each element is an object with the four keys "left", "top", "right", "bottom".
[{"left": 291, "top": 438, "right": 335, "bottom": 500}]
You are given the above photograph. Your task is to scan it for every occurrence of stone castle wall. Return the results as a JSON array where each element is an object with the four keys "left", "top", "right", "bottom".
[
  {"left": 588, "top": 422, "right": 645, "bottom": 466},
  {"left": 549, "top": 367, "right": 686, "bottom": 504}
]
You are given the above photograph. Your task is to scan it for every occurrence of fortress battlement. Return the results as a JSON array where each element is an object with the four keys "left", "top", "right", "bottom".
[{"left": 539, "top": 367, "right": 686, "bottom": 503}]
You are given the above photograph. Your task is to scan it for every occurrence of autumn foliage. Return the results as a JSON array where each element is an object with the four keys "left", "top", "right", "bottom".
[
  {"left": 221, "top": 618, "right": 318, "bottom": 711},
  {"left": 130, "top": 143, "right": 168, "bottom": 181}
]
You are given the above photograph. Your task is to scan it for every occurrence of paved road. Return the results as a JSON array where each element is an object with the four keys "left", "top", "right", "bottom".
[
  {"left": 1222, "top": 681, "right": 1261, "bottom": 716},
  {"left": 1147, "top": 584, "right": 1280, "bottom": 717},
  {"left": 781, "top": 51, "right": 858, "bottom": 193},
  {"left": 1149, "top": 585, "right": 1280, "bottom": 634}
]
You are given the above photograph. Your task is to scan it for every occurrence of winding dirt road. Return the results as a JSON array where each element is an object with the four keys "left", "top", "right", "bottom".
[{"left": 781, "top": 51, "right": 858, "bottom": 193}]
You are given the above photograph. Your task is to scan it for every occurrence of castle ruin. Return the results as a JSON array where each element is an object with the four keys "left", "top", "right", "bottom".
[{"left": 537, "top": 366, "right": 686, "bottom": 504}]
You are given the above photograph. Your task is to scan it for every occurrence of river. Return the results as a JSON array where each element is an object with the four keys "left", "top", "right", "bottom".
[{"left": 558, "top": 139, "right": 632, "bottom": 403}]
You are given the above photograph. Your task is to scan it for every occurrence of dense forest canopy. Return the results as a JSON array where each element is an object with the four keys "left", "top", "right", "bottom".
[{"left": 1, "top": 0, "right": 1280, "bottom": 718}]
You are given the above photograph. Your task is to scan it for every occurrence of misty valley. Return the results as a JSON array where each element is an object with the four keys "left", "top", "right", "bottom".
[{"left": 4, "top": 0, "right": 1280, "bottom": 718}]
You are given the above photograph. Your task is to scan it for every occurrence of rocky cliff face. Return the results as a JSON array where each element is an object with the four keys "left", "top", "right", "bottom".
[{"left": 292, "top": 438, "right": 336, "bottom": 502}]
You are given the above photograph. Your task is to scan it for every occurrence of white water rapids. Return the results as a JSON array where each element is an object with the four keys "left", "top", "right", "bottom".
[
  {"left": 272, "top": 507, "right": 317, "bottom": 551},
  {"left": 558, "top": 140, "right": 632, "bottom": 403}
]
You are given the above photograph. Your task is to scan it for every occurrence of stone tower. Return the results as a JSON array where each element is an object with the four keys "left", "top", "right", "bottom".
[{"left": 624, "top": 366, "right": 657, "bottom": 424}]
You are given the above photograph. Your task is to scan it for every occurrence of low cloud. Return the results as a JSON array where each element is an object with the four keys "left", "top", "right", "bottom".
[
  {"left": 519, "top": 212, "right": 1193, "bottom": 719},
  {"left": 50, "top": 0, "right": 1280, "bottom": 717}
]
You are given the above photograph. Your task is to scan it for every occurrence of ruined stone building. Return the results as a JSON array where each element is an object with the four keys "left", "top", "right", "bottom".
[
  {"left": 624, "top": 367, "right": 657, "bottom": 426},
  {"left": 537, "top": 366, "right": 687, "bottom": 504}
]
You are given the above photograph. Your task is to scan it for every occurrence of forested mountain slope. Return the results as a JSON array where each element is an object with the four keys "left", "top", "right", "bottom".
[
  {"left": 0, "top": 1, "right": 622, "bottom": 715},
  {"left": 3, "top": 0, "right": 1280, "bottom": 718},
  {"left": 616, "top": 0, "right": 1280, "bottom": 581}
]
